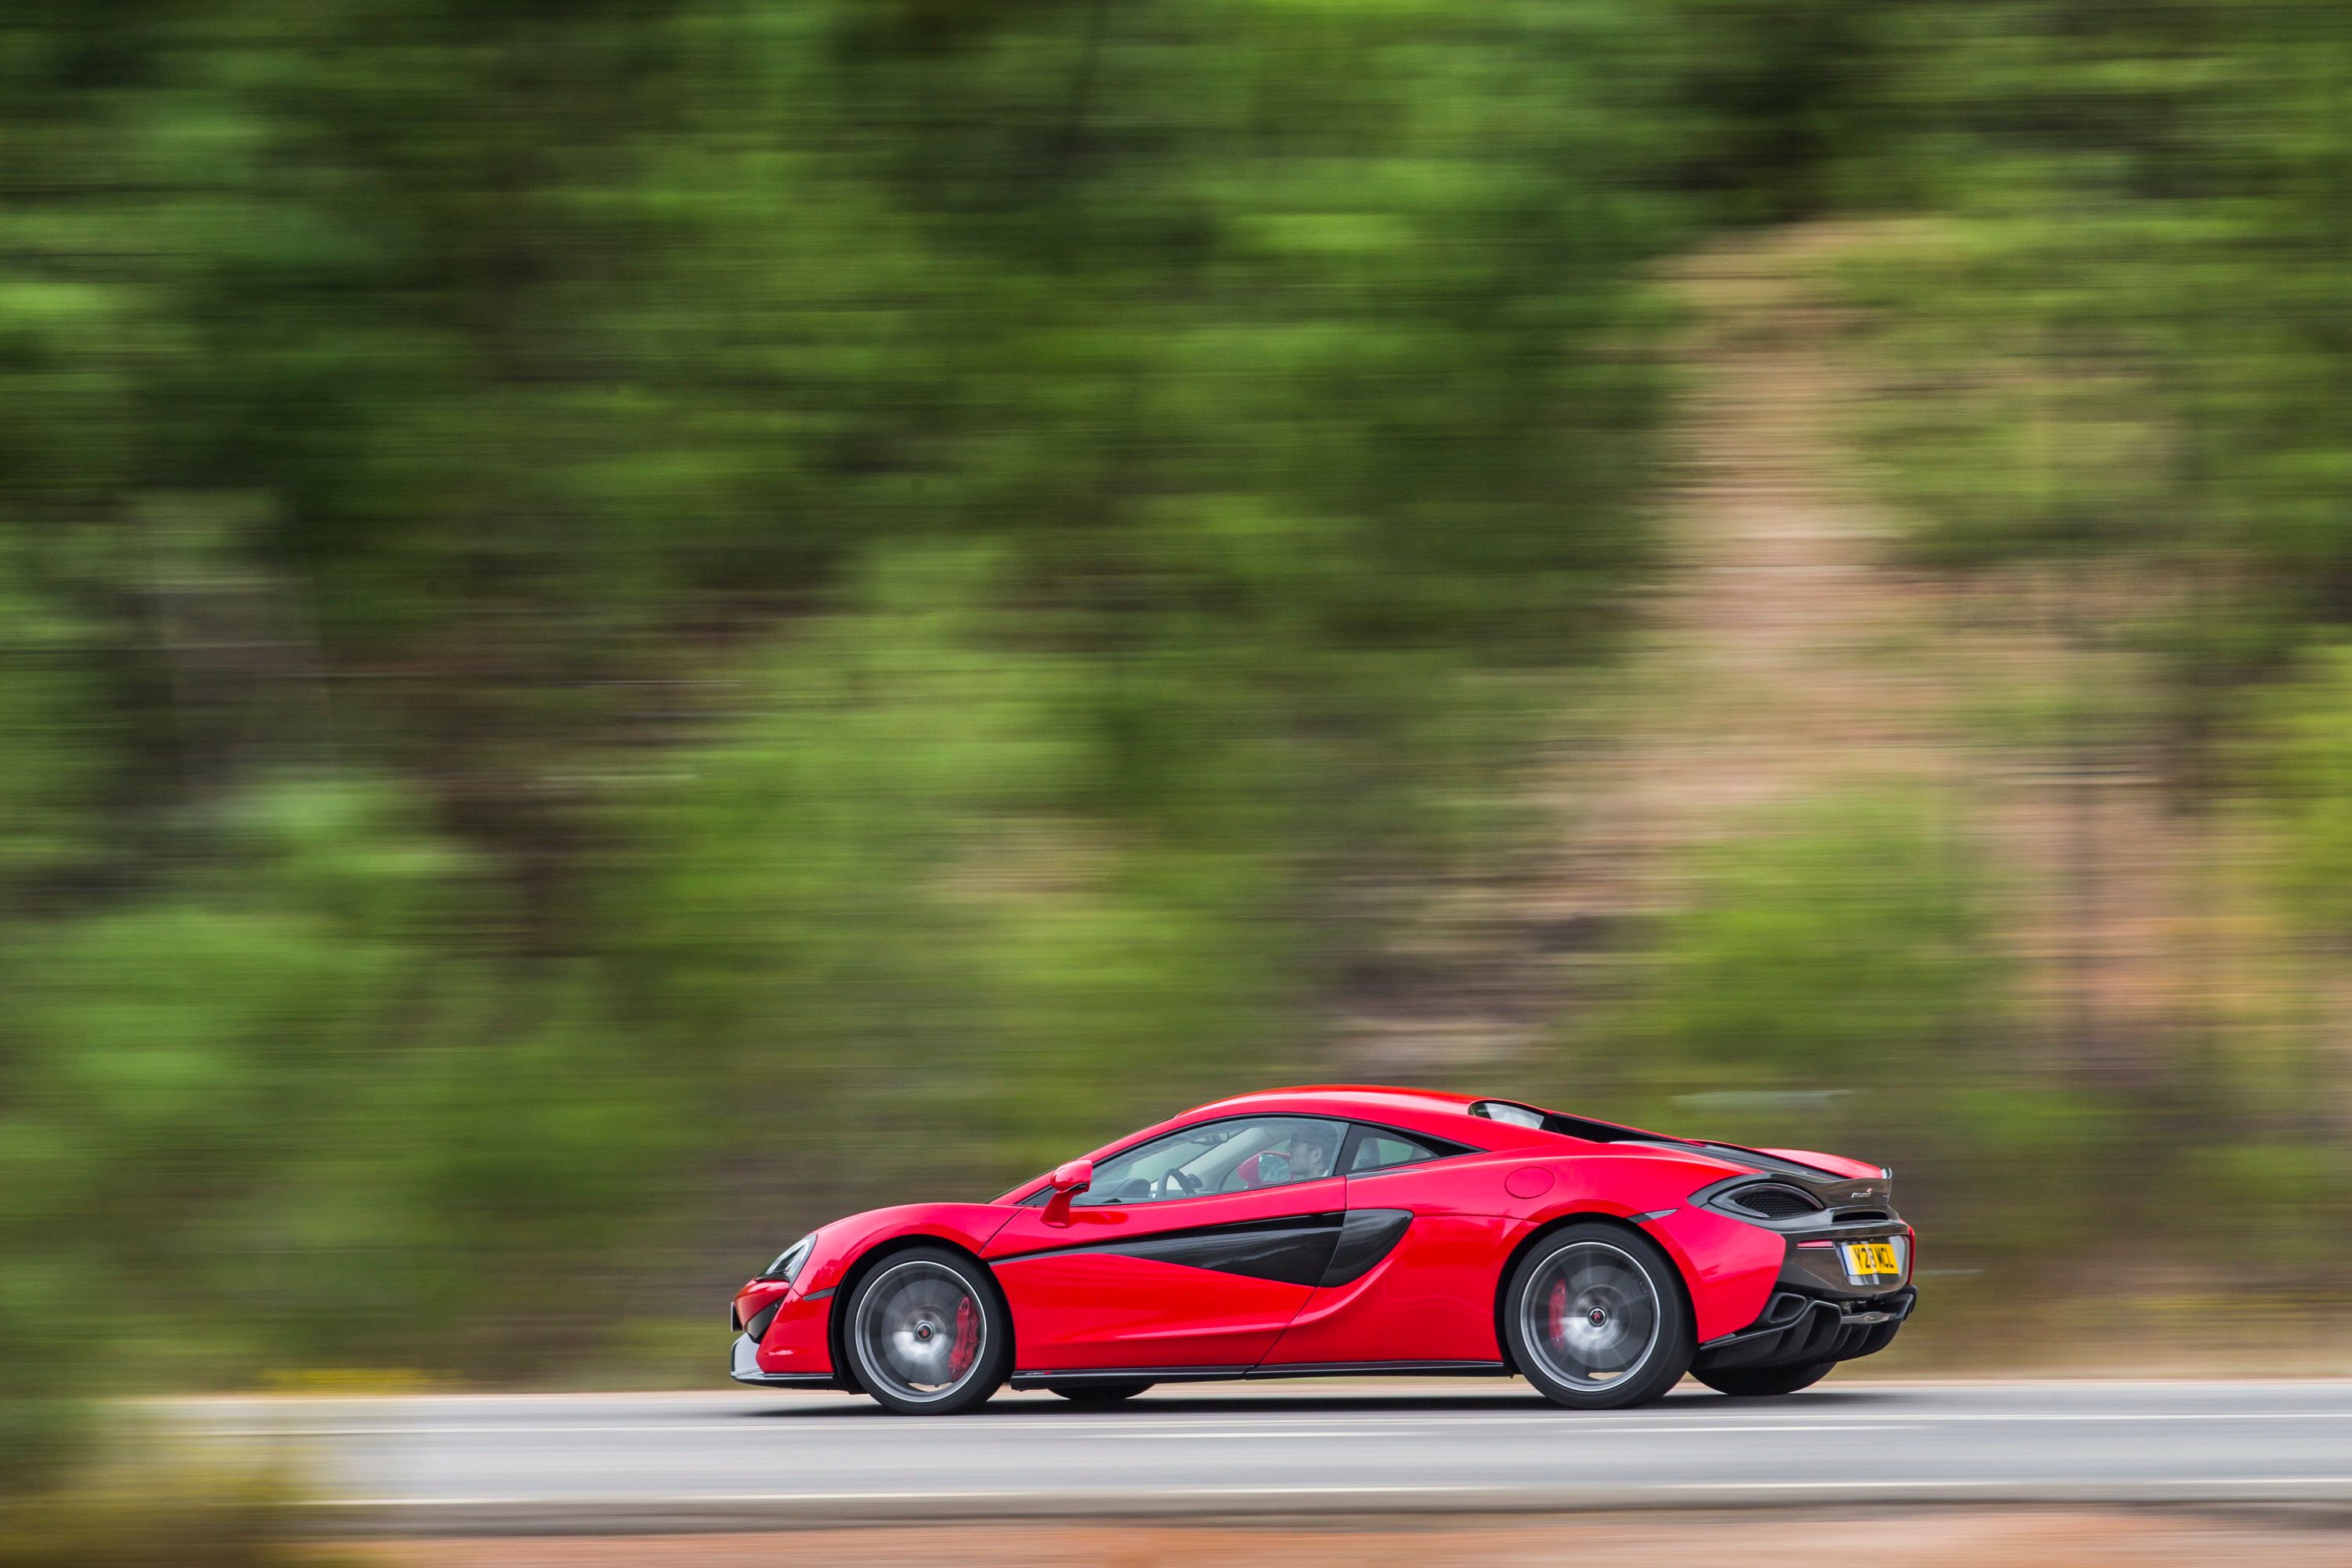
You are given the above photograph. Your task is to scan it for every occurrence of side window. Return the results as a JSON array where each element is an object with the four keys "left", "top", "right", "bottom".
[
  {"left": 1070, "top": 1117, "right": 1347, "bottom": 1206},
  {"left": 1347, "top": 1127, "right": 1446, "bottom": 1174}
]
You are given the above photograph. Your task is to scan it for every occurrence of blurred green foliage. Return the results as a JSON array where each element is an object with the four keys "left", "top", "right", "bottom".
[
  {"left": 1623, "top": 798, "right": 2002, "bottom": 1090},
  {"left": 1817, "top": 0, "right": 2352, "bottom": 1284},
  {"left": 1836, "top": 2, "right": 2352, "bottom": 700},
  {"left": 2257, "top": 647, "right": 2352, "bottom": 937},
  {"left": 3, "top": 0, "right": 2352, "bottom": 1490},
  {"left": 1577, "top": 796, "right": 2123, "bottom": 1272},
  {"left": 0, "top": 0, "right": 1684, "bottom": 1475}
]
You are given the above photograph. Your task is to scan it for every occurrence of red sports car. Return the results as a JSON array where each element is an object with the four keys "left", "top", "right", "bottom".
[{"left": 729, "top": 1086, "right": 1914, "bottom": 1414}]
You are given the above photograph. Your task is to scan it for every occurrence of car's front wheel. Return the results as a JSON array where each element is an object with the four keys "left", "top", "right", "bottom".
[
  {"left": 844, "top": 1247, "right": 1010, "bottom": 1415},
  {"left": 1693, "top": 1359, "right": 1835, "bottom": 1398},
  {"left": 1504, "top": 1222, "right": 1693, "bottom": 1410}
]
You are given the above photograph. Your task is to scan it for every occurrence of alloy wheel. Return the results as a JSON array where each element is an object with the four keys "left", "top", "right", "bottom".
[
  {"left": 852, "top": 1258, "right": 988, "bottom": 1406},
  {"left": 1518, "top": 1239, "right": 1663, "bottom": 1391}
]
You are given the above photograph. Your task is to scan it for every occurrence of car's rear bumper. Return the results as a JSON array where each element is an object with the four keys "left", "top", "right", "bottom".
[
  {"left": 1693, "top": 1285, "right": 1915, "bottom": 1373},
  {"left": 1777, "top": 1229, "right": 1913, "bottom": 1298}
]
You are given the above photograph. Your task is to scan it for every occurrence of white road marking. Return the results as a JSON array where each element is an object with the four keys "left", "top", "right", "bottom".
[
  {"left": 192, "top": 1409, "right": 2352, "bottom": 1439},
  {"left": 1087, "top": 1422, "right": 1925, "bottom": 1439}
]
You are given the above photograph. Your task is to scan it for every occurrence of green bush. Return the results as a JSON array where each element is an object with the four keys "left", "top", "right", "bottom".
[{"left": 1573, "top": 797, "right": 2113, "bottom": 1265}]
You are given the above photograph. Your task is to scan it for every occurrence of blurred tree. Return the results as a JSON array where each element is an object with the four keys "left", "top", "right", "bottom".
[
  {"left": 1828, "top": 0, "right": 2352, "bottom": 1289},
  {"left": 1577, "top": 797, "right": 2122, "bottom": 1274},
  {"left": 1845, "top": 0, "right": 2352, "bottom": 718},
  {"left": 0, "top": 0, "right": 1691, "bottom": 1441}
]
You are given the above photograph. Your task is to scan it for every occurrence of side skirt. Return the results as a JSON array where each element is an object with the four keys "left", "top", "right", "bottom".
[
  {"left": 1248, "top": 1360, "right": 1509, "bottom": 1380},
  {"left": 1009, "top": 1360, "right": 1509, "bottom": 1391}
]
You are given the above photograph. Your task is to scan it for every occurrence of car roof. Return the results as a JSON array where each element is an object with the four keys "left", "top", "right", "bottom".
[
  {"left": 1032, "top": 1085, "right": 1539, "bottom": 1186},
  {"left": 1157, "top": 1084, "right": 1592, "bottom": 1149},
  {"left": 1169, "top": 1085, "right": 1879, "bottom": 1181},
  {"left": 1168, "top": 1084, "right": 1710, "bottom": 1154},
  {"left": 1181, "top": 1084, "right": 1490, "bottom": 1122}
]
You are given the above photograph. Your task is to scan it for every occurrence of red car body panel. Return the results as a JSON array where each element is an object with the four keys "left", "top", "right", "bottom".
[
  {"left": 985, "top": 1176, "right": 1348, "bottom": 1370},
  {"left": 750, "top": 1288, "right": 835, "bottom": 1377},
  {"left": 1260, "top": 1145, "right": 1784, "bottom": 1361},
  {"left": 789, "top": 1202, "right": 1015, "bottom": 1301},
  {"left": 1264, "top": 1210, "right": 1521, "bottom": 1366},
  {"left": 1643, "top": 1203, "right": 1789, "bottom": 1342},
  {"left": 729, "top": 1084, "right": 1915, "bottom": 1393},
  {"left": 742, "top": 1201, "right": 1014, "bottom": 1377}
]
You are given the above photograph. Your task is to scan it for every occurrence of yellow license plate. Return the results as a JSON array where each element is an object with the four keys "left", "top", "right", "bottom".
[{"left": 1842, "top": 1240, "right": 1901, "bottom": 1280}]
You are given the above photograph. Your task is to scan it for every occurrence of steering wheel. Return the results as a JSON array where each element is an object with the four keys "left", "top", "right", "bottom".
[{"left": 1156, "top": 1168, "right": 1203, "bottom": 1200}]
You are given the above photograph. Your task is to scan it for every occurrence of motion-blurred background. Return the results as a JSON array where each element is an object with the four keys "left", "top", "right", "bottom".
[{"left": 4, "top": 0, "right": 2351, "bottom": 1500}]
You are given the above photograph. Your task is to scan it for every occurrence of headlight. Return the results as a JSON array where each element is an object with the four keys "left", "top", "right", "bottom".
[{"left": 760, "top": 1232, "right": 816, "bottom": 1284}]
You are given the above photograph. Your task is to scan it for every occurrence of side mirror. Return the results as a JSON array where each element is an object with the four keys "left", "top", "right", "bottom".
[{"left": 1048, "top": 1159, "right": 1093, "bottom": 1195}]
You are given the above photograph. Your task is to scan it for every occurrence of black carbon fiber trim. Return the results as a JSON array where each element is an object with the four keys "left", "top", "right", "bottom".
[
  {"left": 1249, "top": 1359, "right": 1506, "bottom": 1379},
  {"left": 1319, "top": 1209, "right": 1412, "bottom": 1287},
  {"left": 728, "top": 1370, "right": 838, "bottom": 1388},
  {"left": 1010, "top": 1366, "right": 1253, "bottom": 1388},
  {"left": 996, "top": 1211, "right": 1345, "bottom": 1286},
  {"left": 1010, "top": 1359, "right": 1512, "bottom": 1388}
]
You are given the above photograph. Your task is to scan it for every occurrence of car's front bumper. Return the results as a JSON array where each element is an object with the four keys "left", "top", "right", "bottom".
[
  {"left": 730, "top": 1331, "right": 836, "bottom": 1388},
  {"left": 727, "top": 1278, "right": 840, "bottom": 1388}
]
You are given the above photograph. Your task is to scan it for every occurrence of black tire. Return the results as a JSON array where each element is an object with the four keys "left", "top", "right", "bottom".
[
  {"left": 1051, "top": 1381, "right": 1154, "bottom": 1404},
  {"left": 1693, "top": 1360, "right": 1835, "bottom": 1398},
  {"left": 1503, "top": 1221, "right": 1693, "bottom": 1410},
  {"left": 843, "top": 1246, "right": 1011, "bottom": 1415}
]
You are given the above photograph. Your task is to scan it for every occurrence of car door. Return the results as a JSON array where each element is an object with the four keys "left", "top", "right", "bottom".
[
  {"left": 983, "top": 1116, "right": 1348, "bottom": 1373},
  {"left": 1261, "top": 1122, "right": 1515, "bottom": 1368}
]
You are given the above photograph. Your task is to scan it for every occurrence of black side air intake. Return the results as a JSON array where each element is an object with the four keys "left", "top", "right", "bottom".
[{"left": 1320, "top": 1210, "right": 1413, "bottom": 1287}]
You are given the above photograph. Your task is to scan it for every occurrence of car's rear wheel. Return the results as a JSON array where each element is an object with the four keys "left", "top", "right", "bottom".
[
  {"left": 1504, "top": 1222, "right": 1692, "bottom": 1410},
  {"left": 845, "top": 1247, "right": 1009, "bottom": 1415},
  {"left": 1050, "top": 1381, "right": 1153, "bottom": 1404},
  {"left": 1693, "top": 1359, "right": 1835, "bottom": 1398}
]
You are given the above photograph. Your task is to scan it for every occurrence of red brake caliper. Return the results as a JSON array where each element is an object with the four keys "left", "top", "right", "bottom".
[
  {"left": 948, "top": 1294, "right": 978, "bottom": 1380},
  {"left": 1546, "top": 1279, "right": 1569, "bottom": 1345}
]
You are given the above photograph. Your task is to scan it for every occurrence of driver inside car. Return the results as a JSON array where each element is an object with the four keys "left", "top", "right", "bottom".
[{"left": 1229, "top": 1128, "right": 1335, "bottom": 1190}]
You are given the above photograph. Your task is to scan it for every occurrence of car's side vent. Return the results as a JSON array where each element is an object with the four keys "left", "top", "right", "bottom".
[{"left": 1725, "top": 1182, "right": 1824, "bottom": 1219}]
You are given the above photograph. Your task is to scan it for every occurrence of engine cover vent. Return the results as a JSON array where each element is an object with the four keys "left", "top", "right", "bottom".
[{"left": 1725, "top": 1182, "right": 1824, "bottom": 1219}]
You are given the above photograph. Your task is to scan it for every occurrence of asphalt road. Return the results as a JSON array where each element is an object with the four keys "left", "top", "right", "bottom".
[{"left": 172, "top": 1379, "right": 2352, "bottom": 1533}]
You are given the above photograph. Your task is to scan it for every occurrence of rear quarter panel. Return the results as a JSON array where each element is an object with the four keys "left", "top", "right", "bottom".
[
  {"left": 1506, "top": 1151, "right": 1784, "bottom": 1344},
  {"left": 1269, "top": 1148, "right": 1781, "bottom": 1363}
]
